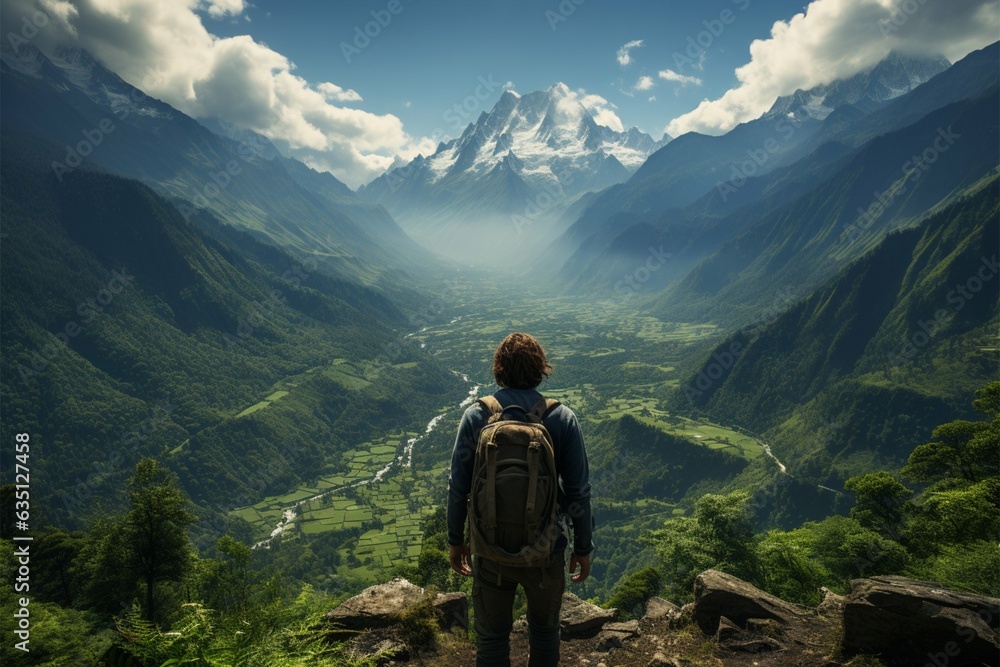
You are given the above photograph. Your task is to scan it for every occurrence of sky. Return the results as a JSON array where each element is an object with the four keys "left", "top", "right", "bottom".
[{"left": 4, "top": 0, "right": 998, "bottom": 188}]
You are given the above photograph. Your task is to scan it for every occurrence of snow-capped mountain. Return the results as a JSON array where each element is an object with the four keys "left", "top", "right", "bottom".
[
  {"left": 764, "top": 52, "right": 951, "bottom": 121},
  {"left": 2, "top": 44, "right": 176, "bottom": 120},
  {"left": 359, "top": 83, "right": 669, "bottom": 260}
]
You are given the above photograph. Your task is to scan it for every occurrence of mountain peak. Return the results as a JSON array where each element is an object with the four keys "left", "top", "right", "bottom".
[{"left": 765, "top": 51, "right": 951, "bottom": 121}]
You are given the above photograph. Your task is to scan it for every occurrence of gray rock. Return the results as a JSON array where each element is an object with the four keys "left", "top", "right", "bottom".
[
  {"left": 603, "top": 619, "right": 640, "bottom": 636},
  {"left": 842, "top": 575, "right": 1000, "bottom": 666},
  {"left": 693, "top": 569, "right": 811, "bottom": 635},
  {"left": 560, "top": 591, "right": 617, "bottom": 638},
  {"left": 643, "top": 596, "right": 681, "bottom": 622},
  {"left": 326, "top": 578, "right": 424, "bottom": 635},
  {"left": 325, "top": 577, "right": 468, "bottom": 639}
]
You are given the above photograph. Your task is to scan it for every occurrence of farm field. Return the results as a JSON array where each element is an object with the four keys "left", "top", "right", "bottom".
[{"left": 231, "top": 288, "right": 773, "bottom": 588}]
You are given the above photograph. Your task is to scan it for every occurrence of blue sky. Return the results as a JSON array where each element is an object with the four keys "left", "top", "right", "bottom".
[
  {"left": 210, "top": 0, "right": 809, "bottom": 140},
  {"left": 12, "top": 0, "right": 995, "bottom": 187}
]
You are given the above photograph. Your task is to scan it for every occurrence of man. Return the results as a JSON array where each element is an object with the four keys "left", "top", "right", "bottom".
[{"left": 447, "top": 332, "right": 594, "bottom": 667}]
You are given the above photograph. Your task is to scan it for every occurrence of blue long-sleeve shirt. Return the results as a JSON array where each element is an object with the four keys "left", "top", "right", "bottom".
[{"left": 447, "top": 387, "right": 594, "bottom": 557}]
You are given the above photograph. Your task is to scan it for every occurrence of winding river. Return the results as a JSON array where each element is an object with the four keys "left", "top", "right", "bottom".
[{"left": 254, "top": 375, "right": 479, "bottom": 549}]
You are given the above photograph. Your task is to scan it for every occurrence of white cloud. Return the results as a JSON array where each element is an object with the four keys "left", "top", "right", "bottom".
[
  {"left": 200, "top": 0, "right": 245, "bottom": 19},
  {"left": 502, "top": 80, "right": 516, "bottom": 90},
  {"left": 616, "top": 39, "right": 643, "bottom": 67},
  {"left": 648, "top": 95, "right": 656, "bottom": 102},
  {"left": 403, "top": 100, "right": 412, "bottom": 108},
  {"left": 5, "top": 0, "right": 432, "bottom": 188},
  {"left": 666, "top": 0, "right": 999, "bottom": 137},
  {"left": 658, "top": 68, "right": 703, "bottom": 86},
  {"left": 550, "top": 83, "right": 625, "bottom": 132},
  {"left": 317, "top": 82, "right": 363, "bottom": 103},
  {"left": 578, "top": 92, "right": 624, "bottom": 132},
  {"left": 634, "top": 75, "right": 655, "bottom": 91}
]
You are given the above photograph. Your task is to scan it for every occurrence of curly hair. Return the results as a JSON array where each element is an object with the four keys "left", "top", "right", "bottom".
[{"left": 492, "top": 332, "right": 552, "bottom": 389}]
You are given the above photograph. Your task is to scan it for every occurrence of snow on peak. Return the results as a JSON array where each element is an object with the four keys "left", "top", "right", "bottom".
[{"left": 408, "top": 83, "right": 664, "bottom": 190}]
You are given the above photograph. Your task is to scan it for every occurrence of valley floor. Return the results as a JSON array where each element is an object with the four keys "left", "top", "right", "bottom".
[{"left": 232, "top": 276, "right": 787, "bottom": 598}]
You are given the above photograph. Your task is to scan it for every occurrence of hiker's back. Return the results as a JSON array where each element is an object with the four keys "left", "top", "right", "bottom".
[{"left": 468, "top": 395, "right": 561, "bottom": 566}]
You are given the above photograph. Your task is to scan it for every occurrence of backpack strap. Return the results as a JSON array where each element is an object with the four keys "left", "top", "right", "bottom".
[
  {"left": 478, "top": 396, "right": 502, "bottom": 415},
  {"left": 485, "top": 442, "right": 498, "bottom": 544},
  {"left": 526, "top": 398, "right": 561, "bottom": 423},
  {"left": 524, "top": 443, "right": 541, "bottom": 537},
  {"left": 478, "top": 396, "right": 503, "bottom": 424}
]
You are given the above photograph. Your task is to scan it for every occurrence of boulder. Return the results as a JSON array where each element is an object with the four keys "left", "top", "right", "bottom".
[
  {"left": 842, "top": 575, "right": 1000, "bottom": 666},
  {"left": 560, "top": 591, "right": 617, "bottom": 638},
  {"left": 325, "top": 577, "right": 468, "bottom": 639},
  {"left": 595, "top": 620, "right": 640, "bottom": 652},
  {"left": 692, "top": 569, "right": 811, "bottom": 635},
  {"left": 643, "top": 597, "right": 682, "bottom": 623},
  {"left": 603, "top": 619, "right": 640, "bottom": 636}
]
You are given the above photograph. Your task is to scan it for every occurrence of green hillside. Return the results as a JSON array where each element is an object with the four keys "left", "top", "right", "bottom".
[
  {"left": 0, "top": 134, "right": 466, "bottom": 521},
  {"left": 678, "top": 175, "right": 998, "bottom": 525}
]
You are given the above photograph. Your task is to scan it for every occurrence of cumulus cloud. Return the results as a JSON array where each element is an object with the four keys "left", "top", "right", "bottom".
[
  {"left": 616, "top": 39, "right": 643, "bottom": 67},
  {"left": 634, "top": 75, "right": 655, "bottom": 91},
  {"left": 3, "top": 0, "right": 430, "bottom": 187},
  {"left": 578, "top": 92, "right": 624, "bottom": 132},
  {"left": 200, "top": 0, "right": 245, "bottom": 19},
  {"left": 317, "top": 82, "right": 363, "bottom": 103},
  {"left": 665, "top": 0, "right": 999, "bottom": 137},
  {"left": 551, "top": 83, "right": 625, "bottom": 132},
  {"left": 658, "top": 68, "right": 702, "bottom": 86}
]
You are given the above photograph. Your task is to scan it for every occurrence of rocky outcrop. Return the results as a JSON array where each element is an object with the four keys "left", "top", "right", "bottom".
[
  {"left": 325, "top": 578, "right": 468, "bottom": 639},
  {"left": 692, "top": 569, "right": 812, "bottom": 635},
  {"left": 325, "top": 571, "right": 1000, "bottom": 666},
  {"left": 643, "top": 596, "right": 683, "bottom": 626},
  {"left": 595, "top": 619, "right": 641, "bottom": 651},
  {"left": 842, "top": 575, "right": 1000, "bottom": 666},
  {"left": 559, "top": 591, "right": 617, "bottom": 638}
]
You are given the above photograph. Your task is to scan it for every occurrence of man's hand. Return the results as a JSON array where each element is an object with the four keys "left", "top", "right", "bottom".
[
  {"left": 449, "top": 544, "right": 472, "bottom": 576},
  {"left": 569, "top": 552, "right": 590, "bottom": 583}
]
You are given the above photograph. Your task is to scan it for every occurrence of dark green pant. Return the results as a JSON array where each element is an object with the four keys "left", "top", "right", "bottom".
[{"left": 472, "top": 552, "right": 565, "bottom": 667}]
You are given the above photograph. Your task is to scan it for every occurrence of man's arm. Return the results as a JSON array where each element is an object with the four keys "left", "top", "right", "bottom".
[
  {"left": 447, "top": 405, "right": 479, "bottom": 575},
  {"left": 555, "top": 408, "right": 594, "bottom": 560}
]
